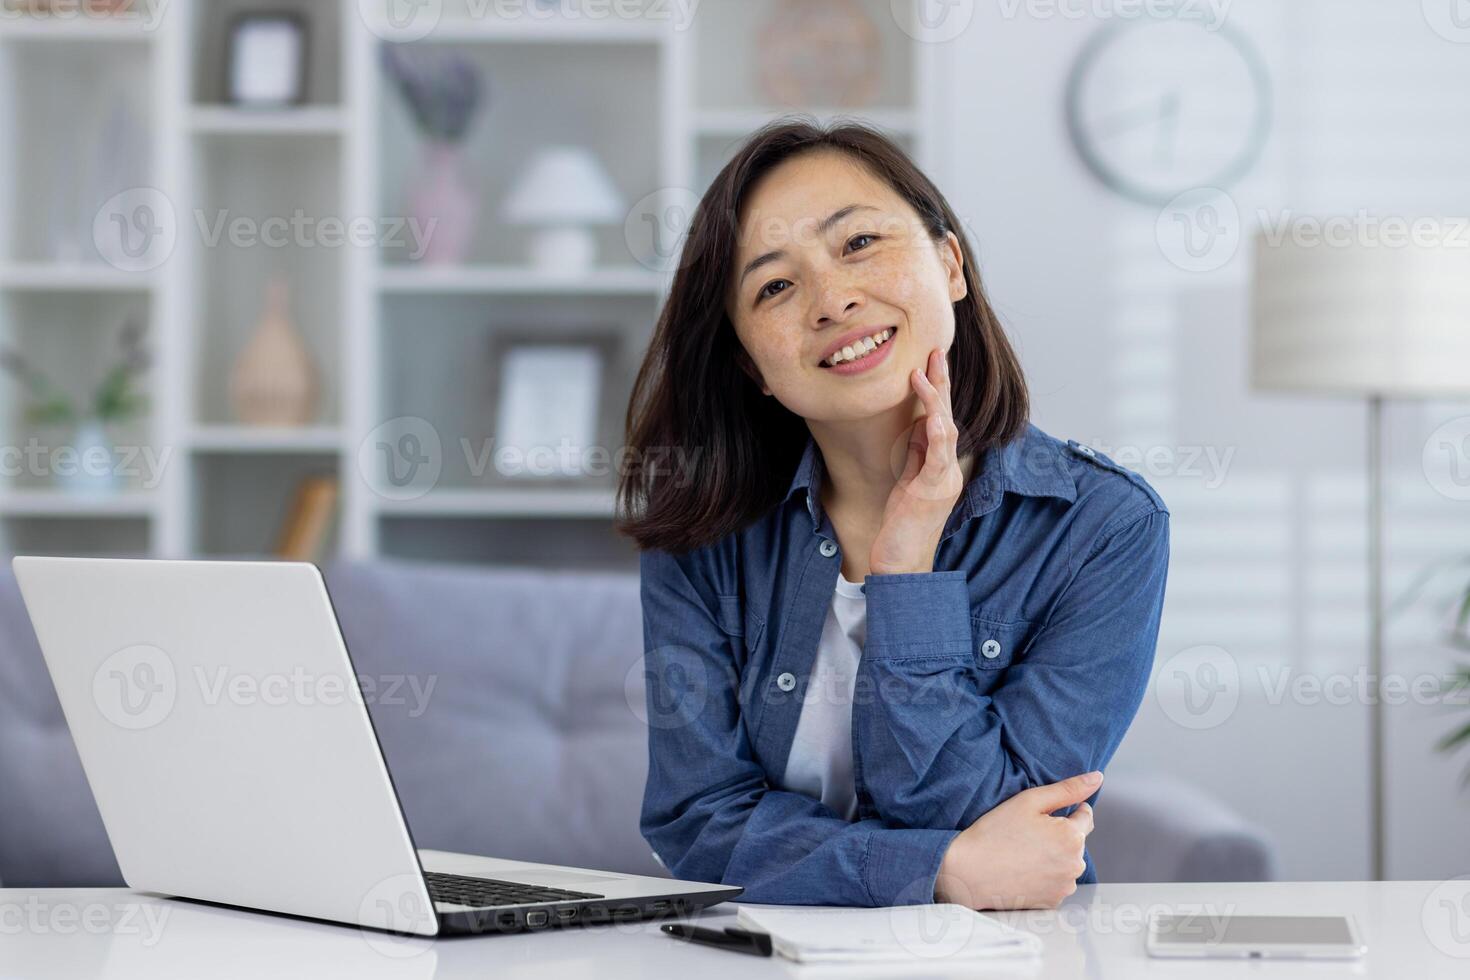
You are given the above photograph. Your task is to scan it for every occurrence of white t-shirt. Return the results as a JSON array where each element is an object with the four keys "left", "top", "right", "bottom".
[{"left": 780, "top": 573, "right": 867, "bottom": 821}]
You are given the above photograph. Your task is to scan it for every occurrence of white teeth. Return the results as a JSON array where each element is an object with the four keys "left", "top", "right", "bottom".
[{"left": 824, "top": 328, "right": 895, "bottom": 366}]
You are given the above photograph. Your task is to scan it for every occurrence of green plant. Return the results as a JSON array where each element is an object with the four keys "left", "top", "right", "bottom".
[
  {"left": 1441, "top": 581, "right": 1470, "bottom": 771},
  {"left": 0, "top": 317, "right": 150, "bottom": 427}
]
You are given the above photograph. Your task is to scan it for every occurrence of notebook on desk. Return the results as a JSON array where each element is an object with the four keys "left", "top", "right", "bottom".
[{"left": 734, "top": 903, "right": 1043, "bottom": 964}]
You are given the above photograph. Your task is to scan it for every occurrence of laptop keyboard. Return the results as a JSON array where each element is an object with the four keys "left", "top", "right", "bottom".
[{"left": 424, "top": 871, "right": 604, "bottom": 908}]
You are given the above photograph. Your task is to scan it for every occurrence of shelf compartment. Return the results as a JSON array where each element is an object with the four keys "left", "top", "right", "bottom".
[
  {"left": 0, "top": 36, "right": 153, "bottom": 265},
  {"left": 0, "top": 16, "right": 158, "bottom": 43},
  {"left": 0, "top": 290, "right": 155, "bottom": 493},
  {"left": 0, "top": 489, "right": 155, "bottom": 518},
  {"left": 189, "top": 0, "right": 342, "bottom": 107},
  {"left": 377, "top": 40, "right": 660, "bottom": 269},
  {"left": 188, "top": 106, "right": 347, "bottom": 136},
  {"left": 377, "top": 265, "right": 666, "bottom": 296},
  {"left": 693, "top": 107, "right": 917, "bottom": 137},
  {"left": 0, "top": 514, "right": 151, "bottom": 556},
  {"left": 188, "top": 425, "right": 342, "bottom": 454},
  {"left": 376, "top": 487, "right": 615, "bottom": 519},
  {"left": 0, "top": 263, "right": 156, "bottom": 292},
  {"left": 377, "top": 293, "right": 654, "bottom": 493},
  {"left": 379, "top": 516, "right": 635, "bottom": 569},
  {"left": 692, "top": 0, "right": 915, "bottom": 112},
  {"left": 190, "top": 132, "right": 342, "bottom": 427},
  {"left": 363, "top": 13, "right": 669, "bottom": 45},
  {"left": 191, "top": 451, "right": 339, "bottom": 557}
]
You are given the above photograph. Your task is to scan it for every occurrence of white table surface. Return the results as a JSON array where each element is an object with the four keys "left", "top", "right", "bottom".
[{"left": 1, "top": 879, "right": 1466, "bottom": 978}]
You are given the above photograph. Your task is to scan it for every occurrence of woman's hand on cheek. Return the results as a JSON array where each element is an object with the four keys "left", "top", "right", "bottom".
[{"left": 868, "top": 347, "right": 966, "bottom": 576}]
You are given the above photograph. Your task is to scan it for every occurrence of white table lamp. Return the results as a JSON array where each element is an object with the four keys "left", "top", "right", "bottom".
[
  {"left": 500, "top": 146, "right": 625, "bottom": 275},
  {"left": 1250, "top": 222, "right": 1470, "bottom": 880}
]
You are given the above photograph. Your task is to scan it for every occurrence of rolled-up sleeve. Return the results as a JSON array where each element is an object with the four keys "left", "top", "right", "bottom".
[
  {"left": 853, "top": 507, "right": 1170, "bottom": 834},
  {"left": 639, "top": 548, "right": 959, "bottom": 907}
]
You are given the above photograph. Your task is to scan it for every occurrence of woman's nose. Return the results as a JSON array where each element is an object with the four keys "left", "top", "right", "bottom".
[{"left": 813, "top": 277, "right": 864, "bottom": 327}]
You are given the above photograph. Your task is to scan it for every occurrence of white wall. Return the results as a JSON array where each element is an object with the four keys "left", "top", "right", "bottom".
[{"left": 934, "top": 0, "right": 1470, "bottom": 881}]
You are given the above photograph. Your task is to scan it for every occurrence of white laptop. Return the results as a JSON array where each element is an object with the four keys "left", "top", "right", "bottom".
[{"left": 11, "top": 555, "right": 740, "bottom": 936}]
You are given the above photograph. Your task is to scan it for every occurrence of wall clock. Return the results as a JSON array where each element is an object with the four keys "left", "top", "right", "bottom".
[{"left": 1065, "top": 17, "right": 1272, "bottom": 206}]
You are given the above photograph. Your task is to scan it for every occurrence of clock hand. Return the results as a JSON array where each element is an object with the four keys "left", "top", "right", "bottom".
[
  {"left": 1093, "top": 97, "right": 1170, "bottom": 139},
  {"left": 1156, "top": 90, "right": 1181, "bottom": 168}
]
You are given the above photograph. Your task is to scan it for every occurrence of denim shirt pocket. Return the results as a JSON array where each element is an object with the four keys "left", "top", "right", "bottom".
[
  {"left": 716, "top": 595, "right": 767, "bottom": 657},
  {"left": 969, "top": 613, "right": 1031, "bottom": 672}
]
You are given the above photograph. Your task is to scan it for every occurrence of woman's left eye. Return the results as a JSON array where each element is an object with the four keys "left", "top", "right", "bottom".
[{"left": 846, "top": 233, "right": 878, "bottom": 253}]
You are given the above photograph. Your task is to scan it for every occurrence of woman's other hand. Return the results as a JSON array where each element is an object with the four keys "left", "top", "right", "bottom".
[
  {"left": 869, "top": 347, "right": 966, "bottom": 576},
  {"left": 933, "top": 771, "right": 1101, "bottom": 910}
]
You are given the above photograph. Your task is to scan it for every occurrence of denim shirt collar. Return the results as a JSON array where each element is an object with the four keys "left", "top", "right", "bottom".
[{"left": 782, "top": 423, "right": 1076, "bottom": 537}]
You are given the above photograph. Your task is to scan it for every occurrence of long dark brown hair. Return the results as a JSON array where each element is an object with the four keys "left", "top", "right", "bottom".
[{"left": 616, "top": 118, "right": 1029, "bottom": 554}]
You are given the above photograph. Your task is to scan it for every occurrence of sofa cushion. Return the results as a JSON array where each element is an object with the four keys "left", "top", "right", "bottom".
[
  {"left": 321, "top": 558, "right": 663, "bottom": 878},
  {"left": 0, "top": 566, "right": 121, "bottom": 886}
]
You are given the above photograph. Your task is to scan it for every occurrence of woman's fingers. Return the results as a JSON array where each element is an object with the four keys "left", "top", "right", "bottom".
[{"left": 929, "top": 347, "right": 954, "bottom": 417}]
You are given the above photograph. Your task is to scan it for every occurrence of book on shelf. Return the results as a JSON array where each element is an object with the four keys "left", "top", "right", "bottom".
[{"left": 274, "top": 475, "right": 339, "bottom": 562}]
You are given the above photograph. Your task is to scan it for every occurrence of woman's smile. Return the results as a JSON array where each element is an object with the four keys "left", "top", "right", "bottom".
[{"left": 818, "top": 325, "right": 899, "bottom": 376}]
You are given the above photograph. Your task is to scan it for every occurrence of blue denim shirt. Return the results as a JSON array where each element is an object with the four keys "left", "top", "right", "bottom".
[{"left": 638, "top": 423, "right": 1169, "bottom": 907}]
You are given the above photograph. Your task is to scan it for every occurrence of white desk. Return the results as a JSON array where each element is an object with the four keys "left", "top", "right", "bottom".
[{"left": 1, "top": 880, "right": 1465, "bottom": 978}]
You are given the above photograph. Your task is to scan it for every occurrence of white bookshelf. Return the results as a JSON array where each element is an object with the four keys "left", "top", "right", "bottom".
[{"left": 0, "top": 0, "right": 945, "bottom": 566}]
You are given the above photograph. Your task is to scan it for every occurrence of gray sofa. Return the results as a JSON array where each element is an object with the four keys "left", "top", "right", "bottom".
[{"left": 0, "top": 557, "right": 1276, "bottom": 889}]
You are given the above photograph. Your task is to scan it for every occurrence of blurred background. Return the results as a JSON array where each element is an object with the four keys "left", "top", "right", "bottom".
[{"left": 0, "top": 0, "right": 1468, "bottom": 888}]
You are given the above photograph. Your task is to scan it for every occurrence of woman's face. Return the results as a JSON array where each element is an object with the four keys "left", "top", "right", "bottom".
[{"left": 725, "top": 150, "right": 967, "bottom": 425}]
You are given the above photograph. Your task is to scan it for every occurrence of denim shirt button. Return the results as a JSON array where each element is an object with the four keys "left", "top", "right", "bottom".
[
  {"left": 776, "top": 672, "right": 797, "bottom": 692},
  {"left": 818, "top": 539, "right": 838, "bottom": 558},
  {"left": 981, "top": 639, "right": 1002, "bottom": 659}
]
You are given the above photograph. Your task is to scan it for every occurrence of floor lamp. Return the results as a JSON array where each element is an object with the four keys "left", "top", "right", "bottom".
[{"left": 1250, "top": 224, "right": 1470, "bottom": 880}]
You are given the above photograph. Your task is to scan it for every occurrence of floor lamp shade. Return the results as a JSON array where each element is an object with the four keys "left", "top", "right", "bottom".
[
  {"left": 1250, "top": 225, "right": 1470, "bottom": 396},
  {"left": 1248, "top": 220, "right": 1470, "bottom": 881}
]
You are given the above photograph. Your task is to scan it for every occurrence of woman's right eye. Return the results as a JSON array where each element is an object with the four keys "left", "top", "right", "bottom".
[{"left": 758, "top": 280, "right": 791, "bottom": 302}]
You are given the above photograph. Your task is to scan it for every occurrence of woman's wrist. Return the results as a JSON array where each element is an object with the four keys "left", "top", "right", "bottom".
[{"left": 869, "top": 560, "right": 934, "bottom": 576}]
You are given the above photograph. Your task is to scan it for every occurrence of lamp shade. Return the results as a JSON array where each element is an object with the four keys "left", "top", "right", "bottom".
[
  {"left": 1250, "top": 222, "right": 1470, "bottom": 396},
  {"left": 500, "top": 146, "right": 625, "bottom": 226}
]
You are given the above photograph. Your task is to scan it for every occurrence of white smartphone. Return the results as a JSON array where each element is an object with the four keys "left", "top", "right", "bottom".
[{"left": 1146, "top": 912, "right": 1366, "bottom": 960}]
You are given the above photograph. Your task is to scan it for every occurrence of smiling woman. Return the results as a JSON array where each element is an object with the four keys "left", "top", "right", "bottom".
[{"left": 616, "top": 119, "right": 1170, "bottom": 911}]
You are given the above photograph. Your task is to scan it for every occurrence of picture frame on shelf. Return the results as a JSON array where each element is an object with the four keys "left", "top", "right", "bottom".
[
  {"left": 488, "top": 331, "right": 621, "bottom": 484},
  {"left": 225, "top": 12, "right": 309, "bottom": 108}
]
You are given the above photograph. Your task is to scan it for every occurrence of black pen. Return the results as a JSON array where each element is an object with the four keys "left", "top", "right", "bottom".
[{"left": 662, "top": 921, "right": 773, "bottom": 957}]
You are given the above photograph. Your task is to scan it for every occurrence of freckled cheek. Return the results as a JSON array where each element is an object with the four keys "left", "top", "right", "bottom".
[
  {"left": 867, "top": 253, "right": 954, "bottom": 344},
  {"left": 741, "top": 322, "right": 809, "bottom": 383}
]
